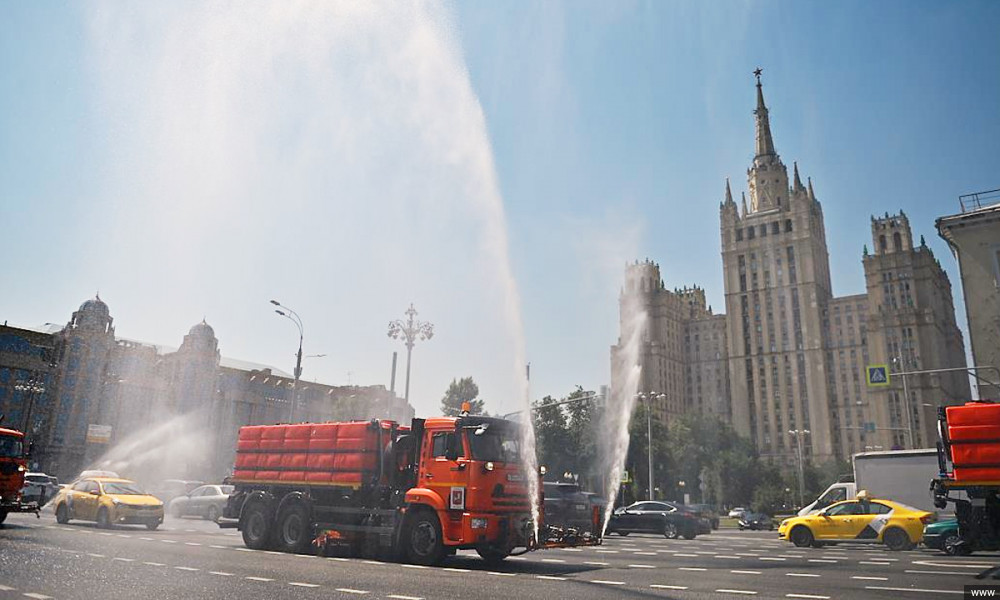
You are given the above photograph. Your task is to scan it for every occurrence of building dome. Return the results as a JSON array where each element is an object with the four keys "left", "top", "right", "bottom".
[
  {"left": 79, "top": 295, "right": 110, "bottom": 317},
  {"left": 188, "top": 319, "right": 216, "bottom": 339}
]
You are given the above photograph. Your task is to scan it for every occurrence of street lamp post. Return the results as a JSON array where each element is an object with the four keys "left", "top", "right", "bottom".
[
  {"left": 891, "top": 355, "right": 915, "bottom": 448},
  {"left": 270, "top": 300, "right": 305, "bottom": 422},
  {"left": 387, "top": 304, "right": 434, "bottom": 406},
  {"left": 788, "top": 429, "right": 811, "bottom": 509},
  {"left": 637, "top": 392, "right": 666, "bottom": 501}
]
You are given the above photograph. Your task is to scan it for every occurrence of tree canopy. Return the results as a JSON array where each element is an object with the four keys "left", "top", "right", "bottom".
[{"left": 441, "top": 377, "right": 485, "bottom": 416}]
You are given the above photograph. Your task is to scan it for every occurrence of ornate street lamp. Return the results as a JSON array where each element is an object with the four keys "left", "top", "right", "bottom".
[{"left": 387, "top": 304, "right": 434, "bottom": 406}]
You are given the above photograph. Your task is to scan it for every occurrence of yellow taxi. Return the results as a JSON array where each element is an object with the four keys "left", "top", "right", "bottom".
[
  {"left": 53, "top": 477, "right": 164, "bottom": 530},
  {"left": 778, "top": 493, "right": 933, "bottom": 551}
]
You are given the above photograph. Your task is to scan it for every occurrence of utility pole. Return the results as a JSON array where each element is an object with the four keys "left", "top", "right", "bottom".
[
  {"left": 637, "top": 392, "right": 666, "bottom": 501},
  {"left": 271, "top": 300, "right": 305, "bottom": 422},
  {"left": 788, "top": 429, "right": 810, "bottom": 509}
]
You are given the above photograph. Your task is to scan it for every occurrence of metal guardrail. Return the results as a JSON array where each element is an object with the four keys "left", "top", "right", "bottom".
[{"left": 959, "top": 188, "right": 1000, "bottom": 213}]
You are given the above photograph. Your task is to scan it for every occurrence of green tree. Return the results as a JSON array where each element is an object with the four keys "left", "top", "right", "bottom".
[
  {"left": 533, "top": 396, "right": 573, "bottom": 480},
  {"left": 440, "top": 377, "right": 485, "bottom": 416}
]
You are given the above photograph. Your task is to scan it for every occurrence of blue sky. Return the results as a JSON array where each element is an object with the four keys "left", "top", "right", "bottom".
[{"left": 1, "top": 2, "right": 998, "bottom": 417}]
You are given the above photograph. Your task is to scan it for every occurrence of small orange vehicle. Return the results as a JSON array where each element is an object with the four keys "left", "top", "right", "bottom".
[
  {"left": 221, "top": 406, "right": 601, "bottom": 564},
  {"left": 0, "top": 424, "right": 38, "bottom": 524}
]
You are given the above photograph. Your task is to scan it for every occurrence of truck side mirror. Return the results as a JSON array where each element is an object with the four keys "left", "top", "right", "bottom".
[
  {"left": 445, "top": 433, "right": 460, "bottom": 461},
  {"left": 26, "top": 441, "right": 34, "bottom": 458}
]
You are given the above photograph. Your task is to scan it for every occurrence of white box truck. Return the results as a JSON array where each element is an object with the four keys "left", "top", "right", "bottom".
[{"left": 797, "top": 449, "right": 941, "bottom": 516}]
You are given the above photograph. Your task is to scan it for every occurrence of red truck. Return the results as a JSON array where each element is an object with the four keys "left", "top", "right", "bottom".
[
  {"left": 0, "top": 425, "right": 39, "bottom": 524},
  {"left": 222, "top": 412, "right": 601, "bottom": 564}
]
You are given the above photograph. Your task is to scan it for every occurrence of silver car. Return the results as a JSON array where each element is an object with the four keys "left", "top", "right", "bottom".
[{"left": 167, "top": 484, "right": 233, "bottom": 522}]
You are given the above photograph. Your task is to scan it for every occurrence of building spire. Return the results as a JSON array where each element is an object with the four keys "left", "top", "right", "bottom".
[
  {"left": 753, "top": 68, "right": 776, "bottom": 159},
  {"left": 725, "top": 178, "right": 734, "bottom": 205},
  {"left": 793, "top": 161, "right": 804, "bottom": 191},
  {"left": 807, "top": 176, "right": 816, "bottom": 200},
  {"left": 741, "top": 191, "right": 749, "bottom": 216}
]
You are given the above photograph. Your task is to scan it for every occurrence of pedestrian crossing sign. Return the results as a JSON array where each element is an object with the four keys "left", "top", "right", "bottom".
[{"left": 866, "top": 365, "right": 890, "bottom": 387}]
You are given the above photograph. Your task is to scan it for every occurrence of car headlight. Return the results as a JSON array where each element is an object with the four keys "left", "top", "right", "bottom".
[
  {"left": 484, "top": 461, "right": 495, "bottom": 472},
  {"left": 17, "top": 465, "right": 25, "bottom": 472},
  {"left": 471, "top": 518, "right": 488, "bottom": 529}
]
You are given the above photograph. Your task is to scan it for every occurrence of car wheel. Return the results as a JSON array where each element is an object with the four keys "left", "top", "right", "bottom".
[
  {"left": 0, "top": 510, "right": 7, "bottom": 525},
  {"left": 206, "top": 506, "right": 220, "bottom": 523},
  {"left": 883, "top": 527, "right": 913, "bottom": 551},
  {"left": 146, "top": 521, "right": 160, "bottom": 531},
  {"left": 663, "top": 521, "right": 679, "bottom": 539},
  {"left": 405, "top": 509, "right": 445, "bottom": 566},
  {"left": 790, "top": 525, "right": 814, "bottom": 548},
  {"left": 55, "top": 504, "right": 69, "bottom": 524},
  {"left": 96, "top": 507, "right": 112, "bottom": 529},
  {"left": 617, "top": 530, "right": 630, "bottom": 536},
  {"left": 682, "top": 530, "right": 697, "bottom": 540},
  {"left": 241, "top": 502, "right": 275, "bottom": 550},
  {"left": 275, "top": 503, "right": 313, "bottom": 554}
]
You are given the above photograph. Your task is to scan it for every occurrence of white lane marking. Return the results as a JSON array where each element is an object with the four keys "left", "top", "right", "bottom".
[
  {"left": 786, "top": 595, "right": 830, "bottom": 599},
  {"left": 786, "top": 573, "right": 820, "bottom": 578},
  {"left": 236, "top": 548, "right": 254, "bottom": 552},
  {"left": 143, "top": 562, "right": 166, "bottom": 567},
  {"left": 185, "top": 542, "right": 201, "bottom": 546},
  {"left": 716, "top": 589, "right": 757, "bottom": 595},
  {"left": 674, "top": 553, "right": 699, "bottom": 557},
  {"left": 629, "top": 564, "right": 656, "bottom": 568},
  {"left": 112, "top": 557, "right": 135, "bottom": 562},
  {"left": 116, "top": 534, "right": 131, "bottom": 538},
  {"left": 139, "top": 537, "right": 153, "bottom": 541},
  {"left": 561, "top": 548, "right": 583, "bottom": 552},
  {"left": 388, "top": 595, "right": 424, "bottom": 600},
  {"left": 86, "top": 553, "right": 105, "bottom": 558},
  {"left": 327, "top": 557, "right": 349, "bottom": 562},
  {"left": 209, "top": 572, "right": 233, "bottom": 576},
  {"left": 209, "top": 545, "right": 226, "bottom": 549},
  {"left": 859, "top": 561, "right": 892, "bottom": 565},
  {"left": 264, "top": 551, "right": 282, "bottom": 555},
  {"left": 442, "top": 567, "right": 470, "bottom": 573},
  {"left": 23, "top": 594, "right": 53, "bottom": 600},
  {"left": 536, "top": 576, "right": 566, "bottom": 581},
  {"left": 715, "top": 555, "right": 742, "bottom": 559},
  {"left": 635, "top": 552, "right": 657, "bottom": 556},
  {"left": 289, "top": 583, "right": 320, "bottom": 588},
  {"left": 160, "top": 540, "right": 177, "bottom": 544},
  {"left": 0, "top": 586, "right": 13, "bottom": 591},
  {"left": 98, "top": 532, "right": 113, "bottom": 536},
  {"left": 808, "top": 559, "right": 838, "bottom": 563},
  {"left": 401, "top": 564, "right": 428, "bottom": 569},
  {"left": 596, "top": 550, "right": 619, "bottom": 554},
  {"left": 584, "top": 561, "right": 610, "bottom": 566},
  {"left": 245, "top": 576, "right": 274, "bottom": 582},
  {"left": 906, "top": 569, "right": 981, "bottom": 576},
  {"left": 591, "top": 580, "right": 625, "bottom": 585},
  {"left": 651, "top": 585, "right": 688, "bottom": 590},
  {"left": 912, "top": 560, "right": 993, "bottom": 569},
  {"left": 852, "top": 576, "right": 888, "bottom": 581},
  {"left": 541, "top": 559, "right": 566, "bottom": 563},
  {"left": 760, "top": 557, "right": 786, "bottom": 561},
  {"left": 731, "top": 570, "right": 761, "bottom": 575},
  {"left": 695, "top": 551, "right": 716, "bottom": 555},
  {"left": 175, "top": 567, "right": 199, "bottom": 571},
  {"left": 679, "top": 567, "right": 707, "bottom": 571},
  {"left": 486, "top": 572, "right": 515, "bottom": 577},
  {"left": 865, "top": 586, "right": 962, "bottom": 595},
  {"left": 872, "top": 557, "right": 898, "bottom": 562},
  {"left": 336, "top": 588, "right": 370, "bottom": 594},
  {"left": 508, "top": 557, "right": 528, "bottom": 561}
]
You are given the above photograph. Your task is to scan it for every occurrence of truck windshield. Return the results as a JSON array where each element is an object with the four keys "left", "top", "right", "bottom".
[
  {"left": 0, "top": 435, "right": 23, "bottom": 458},
  {"left": 467, "top": 428, "right": 521, "bottom": 463}
]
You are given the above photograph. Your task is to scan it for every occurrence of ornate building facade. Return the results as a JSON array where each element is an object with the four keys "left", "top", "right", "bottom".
[
  {"left": 1, "top": 298, "right": 415, "bottom": 481},
  {"left": 613, "top": 74, "right": 971, "bottom": 463}
]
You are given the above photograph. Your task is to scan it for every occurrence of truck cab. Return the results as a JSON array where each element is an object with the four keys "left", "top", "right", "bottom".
[
  {"left": 0, "top": 427, "right": 30, "bottom": 523},
  {"left": 404, "top": 415, "right": 533, "bottom": 563}
]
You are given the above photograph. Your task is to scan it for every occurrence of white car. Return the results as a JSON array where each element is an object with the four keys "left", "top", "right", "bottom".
[
  {"left": 168, "top": 484, "right": 234, "bottom": 522},
  {"left": 21, "top": 472, "right": 59, "bottom": 505},
  {"left": 728, "top": 507, "right": 748, "bottom": 519}
]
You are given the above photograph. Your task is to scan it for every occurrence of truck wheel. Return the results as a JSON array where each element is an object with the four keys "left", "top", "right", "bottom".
[
  {"left": 883, "top": 527, "right": 913, "bottom": 551},
  {"left": 97, "top": 507, "right": 112, "bottom": 529},
  {"left": 790, "top": 525, "right": 814, "bottom": 548},
  {"left": 276, "top": 503, "right": 312, "bottom": 554},
  {"left": 476, "top": 546, "right": 508, "bottom": 565},
  {"left": 242, "top": 503, "right": 275, "bottom": 550},
  {"left": 663, "top": 521, "right": 679, "bottom": 539},
  {"left": 56, "top": 504, "right": 69, "bottom": 524},
  {"left": 405, "top": 510, "right": 445, "bottom": 566}
]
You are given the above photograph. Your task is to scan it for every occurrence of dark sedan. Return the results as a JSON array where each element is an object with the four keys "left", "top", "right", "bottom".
[
  {"left": 543, "top": 482, "right": 594, "bottom": 531},
  {"left": 606, "top": 501, "right": 700, "bottom": 539}
]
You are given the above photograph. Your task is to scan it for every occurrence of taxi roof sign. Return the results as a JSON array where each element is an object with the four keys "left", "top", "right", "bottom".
[{"left": 866, "top": 365, "right": 891, "bottom": 387}]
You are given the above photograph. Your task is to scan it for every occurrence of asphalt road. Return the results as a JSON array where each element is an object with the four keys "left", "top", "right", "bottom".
[{"left": 1, "top": 512, "right": 995, "bottom": 600}]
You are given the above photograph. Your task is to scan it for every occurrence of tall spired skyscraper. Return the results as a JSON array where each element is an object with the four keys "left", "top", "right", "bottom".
[
  {"left": 720, "top": 71, "right": 836, "bottom": 461},
  {"left": 612, "top": 71, "right": 971, "bottom": 464}
]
